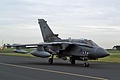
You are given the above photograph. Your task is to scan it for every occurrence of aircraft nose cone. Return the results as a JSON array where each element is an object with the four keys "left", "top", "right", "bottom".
[{"left": 96, "top": 47, "right": 110, "bottom": 58}]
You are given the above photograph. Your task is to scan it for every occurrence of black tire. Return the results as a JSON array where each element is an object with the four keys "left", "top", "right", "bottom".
[
  {"left": 48, "top": 58, "right": 53, "bottom": 65},
  {"left": 83, "top": 62, "right": 89, "bottom": 67},
  {"left": 70, "top": 59, "right": 75, "bottom": 64}
]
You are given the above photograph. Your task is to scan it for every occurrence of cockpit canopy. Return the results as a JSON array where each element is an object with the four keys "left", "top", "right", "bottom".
[{"left": 69, "top": 39, "right": 98, "bottom": 47}]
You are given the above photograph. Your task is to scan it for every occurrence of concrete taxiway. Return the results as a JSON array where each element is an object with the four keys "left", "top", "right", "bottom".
[{"left": 0, "top": 54, "right": 120, "bottom": 80}]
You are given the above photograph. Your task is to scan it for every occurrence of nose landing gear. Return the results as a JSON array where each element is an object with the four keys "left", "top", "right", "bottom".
[
  {"left": 83, "top": 57, "right": 89, "bottom": 67},
  {"left": 83, "top": 61, "right": 89, "bottom": 67}
]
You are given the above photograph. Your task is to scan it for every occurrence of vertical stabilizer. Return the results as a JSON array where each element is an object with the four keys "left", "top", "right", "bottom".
[{"left": 38, "top": 19, "right": 61, "bottom": 42}]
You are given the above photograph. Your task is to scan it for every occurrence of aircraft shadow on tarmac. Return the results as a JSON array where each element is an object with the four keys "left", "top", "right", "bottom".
[{"left": 7, "top": 60, "right": 115, "bottom": 69}]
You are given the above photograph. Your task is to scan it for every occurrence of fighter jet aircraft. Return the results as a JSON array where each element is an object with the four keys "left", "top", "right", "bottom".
[{"left": 13, "top": 19, "right": 110, "bottom": 67}]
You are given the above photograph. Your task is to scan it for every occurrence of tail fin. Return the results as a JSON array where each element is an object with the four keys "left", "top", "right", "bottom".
[{"left": 38, "top": 19, "right": 61, "bottom": 42}]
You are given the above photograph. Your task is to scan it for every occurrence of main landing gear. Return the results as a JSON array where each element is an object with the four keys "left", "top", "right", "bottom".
[
  {"left": 48, "top": 55, "right": 54, "bottom": 64},
  {"left": 48, "top": 58, "right": 53, "bottom": 64},
  {"left": 48, "top": 55, "right": 89, "bottom": 67},
  {"left": 70, "top": 57, "right": 89, "bottom": 67},
  {"left": 70, "top": 57, "right": 75, "bottom": 65}
]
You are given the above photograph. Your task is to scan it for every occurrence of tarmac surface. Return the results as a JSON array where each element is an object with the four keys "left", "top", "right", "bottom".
[{"left": 0, "top": 54, "right": 120, "bottom": 80}]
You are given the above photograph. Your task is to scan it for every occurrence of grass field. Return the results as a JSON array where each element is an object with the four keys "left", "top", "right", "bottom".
[
  {"left": 0, "top": 48, "right": 120, "bottom": 63},
  {"left": 96, "top": 49, "right": 120, "bottom": 63}
]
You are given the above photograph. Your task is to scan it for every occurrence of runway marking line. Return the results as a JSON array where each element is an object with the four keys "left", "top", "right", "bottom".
[{"left": 0, "top": 62, "right": 108, "bottom": 80}]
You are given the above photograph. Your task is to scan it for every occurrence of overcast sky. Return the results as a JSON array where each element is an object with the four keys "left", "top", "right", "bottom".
[{"left": 0, "top": 0, "right": 120, "bottom": 48}]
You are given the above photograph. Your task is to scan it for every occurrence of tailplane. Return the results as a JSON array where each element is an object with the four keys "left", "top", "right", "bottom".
[{"left": 38, "top": 19, "right": 61, "bottom": 42}]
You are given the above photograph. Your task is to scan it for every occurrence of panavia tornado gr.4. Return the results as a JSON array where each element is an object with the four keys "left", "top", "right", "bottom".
[{"left": 13, "top": 19, "right": 110, "bottom": 67}]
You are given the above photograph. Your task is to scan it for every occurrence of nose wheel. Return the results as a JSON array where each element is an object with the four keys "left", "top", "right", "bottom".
[
  {"left": 82, "top": 57, "right": 89, "bottom": 67},
  {"left": 83, "top": 61, "right": 89, "bottom": 67}
]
